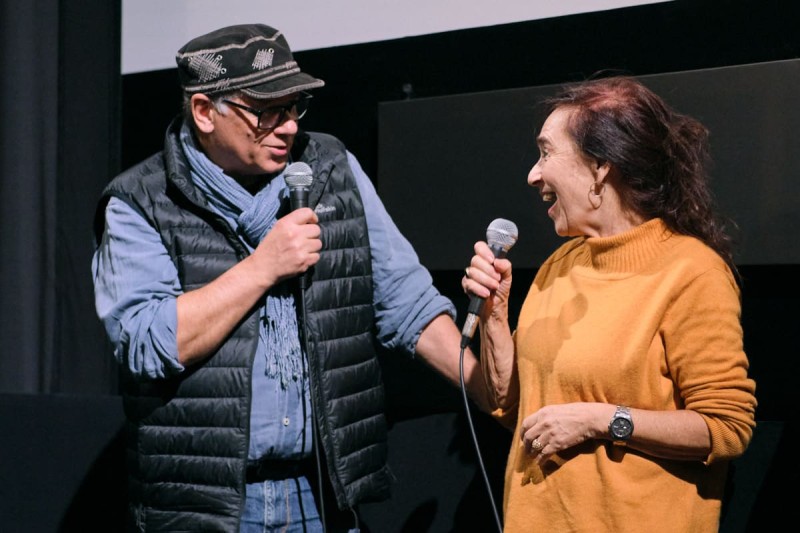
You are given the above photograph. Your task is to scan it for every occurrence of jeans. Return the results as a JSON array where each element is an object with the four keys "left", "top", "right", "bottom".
[{"left": 240, "top": 476, "right": 322, "bottom": 533}]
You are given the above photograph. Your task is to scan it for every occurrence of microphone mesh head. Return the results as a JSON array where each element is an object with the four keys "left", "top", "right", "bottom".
[
  {"left": 284, "top": 162, "right": 313, "bottom": 188},
  {"left": 486, "top": 218, "right": 519, "bottom": 252}
]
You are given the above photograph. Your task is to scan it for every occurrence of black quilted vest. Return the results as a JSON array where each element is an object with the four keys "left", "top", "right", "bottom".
[{"left": 94, "top": 119, "right": 390, "bottom": 532}]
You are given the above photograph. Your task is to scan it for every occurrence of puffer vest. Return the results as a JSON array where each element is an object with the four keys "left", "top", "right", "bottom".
[{"left": 94, "top": 119, "right": 391, "bottom": 532}]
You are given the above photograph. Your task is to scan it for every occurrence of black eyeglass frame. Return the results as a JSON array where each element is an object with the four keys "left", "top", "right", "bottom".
[{"left": 221, "top": 93, "right": 312, "bottom": 131}]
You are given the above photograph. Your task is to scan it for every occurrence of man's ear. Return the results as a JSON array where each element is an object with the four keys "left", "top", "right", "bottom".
[{"left": 191, "top": 94, "right": 216, "bottom": 134}]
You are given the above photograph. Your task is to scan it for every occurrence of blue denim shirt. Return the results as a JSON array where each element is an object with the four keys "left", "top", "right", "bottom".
[{"left": 92, "top": 151, "right": 456, "bottom": 460}]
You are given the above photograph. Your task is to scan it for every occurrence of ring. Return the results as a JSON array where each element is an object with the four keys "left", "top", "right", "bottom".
[
  {"left": 530, "top": 439, "right": 544, "bottom": 453},
  {"left": 465, "top": 267, "right": 471, "bottom": 279}
]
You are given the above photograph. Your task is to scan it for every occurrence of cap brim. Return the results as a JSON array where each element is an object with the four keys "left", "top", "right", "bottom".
[{"left": 240, "top": 72, "right": 325, "bottom": 100}]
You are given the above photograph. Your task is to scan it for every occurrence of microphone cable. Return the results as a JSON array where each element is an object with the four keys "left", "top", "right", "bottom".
[
  {"left": 460, "top": 345, "right": 504, "bottom": 533},
  {"left": 285, "top": 162, "right": 330, "bottom": 531},
  {"left": 458, "top": 218, "right": 518, "bottom": 533}
]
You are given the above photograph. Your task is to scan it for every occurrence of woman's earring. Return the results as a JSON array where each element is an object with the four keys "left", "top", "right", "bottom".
[{"left": 588, "top": 181, "right": 605, "bottom": 209}]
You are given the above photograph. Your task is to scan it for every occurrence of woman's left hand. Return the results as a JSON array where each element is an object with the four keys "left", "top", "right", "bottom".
[{"left": 520, "top": 402, "right": 611, "bottom": 464}]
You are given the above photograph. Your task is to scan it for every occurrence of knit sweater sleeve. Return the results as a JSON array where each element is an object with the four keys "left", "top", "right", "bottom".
[{"left": 661, "top": 264, "right": 757, "bottom": 463}]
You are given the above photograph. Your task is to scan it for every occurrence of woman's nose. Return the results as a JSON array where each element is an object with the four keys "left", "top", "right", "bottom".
[{"left": 527, "top": 161, "right": 542, "bottom": 186}]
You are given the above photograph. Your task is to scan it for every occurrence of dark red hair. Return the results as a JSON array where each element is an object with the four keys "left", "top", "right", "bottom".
[{"left": 543, "top": 75, "right": 738, "bottom": 277}]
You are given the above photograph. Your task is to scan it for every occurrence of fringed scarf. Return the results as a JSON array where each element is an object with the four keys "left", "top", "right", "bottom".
[{"left": 180, "top": 123, "right": 303, "bottom": 388}]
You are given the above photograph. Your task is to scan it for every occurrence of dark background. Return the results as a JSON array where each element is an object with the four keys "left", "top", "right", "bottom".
[{"left": 1, "top": 0, "right": 796, "bottom": 531}]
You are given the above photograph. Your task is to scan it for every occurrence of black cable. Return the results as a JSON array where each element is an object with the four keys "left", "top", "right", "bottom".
[{"left": 460, "top": 345, "right": 503, "bottom": 533}]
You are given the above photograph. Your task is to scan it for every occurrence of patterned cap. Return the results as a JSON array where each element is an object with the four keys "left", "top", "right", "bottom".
[{"left": 175, "top": 24, "right": 325, "bottom": 99}]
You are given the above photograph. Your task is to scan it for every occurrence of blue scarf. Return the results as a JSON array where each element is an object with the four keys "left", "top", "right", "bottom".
[{"left": 179, "top": 123, "right": 303, "bottom": 388}]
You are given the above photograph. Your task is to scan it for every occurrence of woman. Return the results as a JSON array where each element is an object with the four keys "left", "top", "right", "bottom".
[{"left": 463, "top": 75, "right": 757, "bottom": 532}]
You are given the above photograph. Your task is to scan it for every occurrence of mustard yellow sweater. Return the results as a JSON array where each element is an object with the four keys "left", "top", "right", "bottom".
[{"left": 495, "top": 218, "right": 757, "bottom": 533}]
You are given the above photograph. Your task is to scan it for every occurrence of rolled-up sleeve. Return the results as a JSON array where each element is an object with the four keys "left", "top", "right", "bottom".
[
  {"left": 347, "top": 152, "right": 456, "bottom": 355},
  {"left": 91, "top": 197, "right": 184, "bottom": 380}
]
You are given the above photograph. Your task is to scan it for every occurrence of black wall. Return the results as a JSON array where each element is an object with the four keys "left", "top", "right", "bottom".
[{"left": 378, "top": 61, "right": 800, "bottom": 268}]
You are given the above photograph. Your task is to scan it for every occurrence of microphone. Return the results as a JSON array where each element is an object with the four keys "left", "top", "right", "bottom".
[
  {"left": 460, "top": 218, "right": 519, "bottom": 348},
  {"left": 283, "top": 162, "right": 315, "bottom": 289},
  {"left": 284, "top": 162, "right": 314, "bottom": 211}
]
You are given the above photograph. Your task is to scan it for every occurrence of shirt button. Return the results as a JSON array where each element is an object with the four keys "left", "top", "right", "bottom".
[{"left": 283, "top": 417, "right": 290, "bottom": 426}]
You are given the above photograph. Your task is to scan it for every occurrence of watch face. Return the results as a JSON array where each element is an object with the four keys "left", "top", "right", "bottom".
[{"left": 611, "top": 418, "right": 633, "bottom": 439}]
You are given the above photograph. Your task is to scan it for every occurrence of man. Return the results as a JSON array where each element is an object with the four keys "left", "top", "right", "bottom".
[{"left": 92, "top": 23, "right": 490, "bottom": 532}]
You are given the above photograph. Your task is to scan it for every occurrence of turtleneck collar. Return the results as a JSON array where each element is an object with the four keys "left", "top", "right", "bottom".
[{"left": 576, "top": 218, "right": 675, "bottom": 275}]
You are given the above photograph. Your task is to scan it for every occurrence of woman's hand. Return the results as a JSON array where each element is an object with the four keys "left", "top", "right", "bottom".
[
  {"left": 462, "top": 240, "right": 513, "bottom": 320},
  {"left": 520, "top": 403, "right": 610, "bottom": 464},
  {"left": 519, "top": 403, "right": 712, "bottom": 464},
  {"left": 462, "top": 240, "right": 518, "bottom": 410}
]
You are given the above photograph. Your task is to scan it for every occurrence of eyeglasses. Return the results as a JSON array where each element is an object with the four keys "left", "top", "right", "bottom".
[{"left": 221, "top": 93, "right": 312, "bottom": 131}]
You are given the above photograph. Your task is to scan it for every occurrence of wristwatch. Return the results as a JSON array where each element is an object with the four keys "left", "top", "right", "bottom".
[{"left": 609, "top": 405, "right": 634, "bottom": 445}]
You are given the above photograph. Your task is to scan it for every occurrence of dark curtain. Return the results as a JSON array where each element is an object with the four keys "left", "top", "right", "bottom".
[{"left": 0, "top": 0, "right": 121, "bottom": 394}]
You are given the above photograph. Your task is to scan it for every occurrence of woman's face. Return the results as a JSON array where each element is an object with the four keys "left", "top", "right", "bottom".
[{"left": 527, "top": 107, "right": 606, "bottom": 238}]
